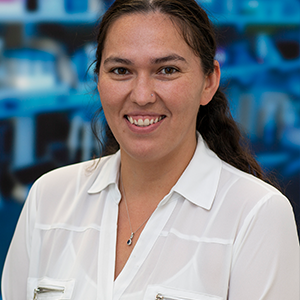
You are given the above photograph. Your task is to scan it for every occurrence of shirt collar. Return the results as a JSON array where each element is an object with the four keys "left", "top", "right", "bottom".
[
  {"left": 88, "top": 133, "right": 222, "bottom": 211},
  {"left": 171, "top": 133, "right": 222, "bottom": 210},
  {"left": 88, "top": 151, "right": 121, "bottom": 194}
]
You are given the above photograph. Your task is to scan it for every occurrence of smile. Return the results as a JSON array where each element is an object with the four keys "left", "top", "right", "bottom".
[{"left": 126, "top": 115, "right": 165, "bottom": 127}]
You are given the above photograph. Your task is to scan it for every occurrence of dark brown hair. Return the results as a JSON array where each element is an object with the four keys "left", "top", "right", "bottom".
[{"left": 92, "top": 0, "right": 273, "bottom": 184}]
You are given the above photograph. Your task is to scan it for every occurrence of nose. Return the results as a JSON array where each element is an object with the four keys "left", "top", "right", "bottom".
[{"left": 130, "top": 74, "right": 155, "bottom": 106}]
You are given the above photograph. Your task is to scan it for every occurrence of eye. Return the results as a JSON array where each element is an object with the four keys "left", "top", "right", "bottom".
[
  {"left": 112, "top": 67, "right": 129, "bottom": 75},
  {"left": 159, "top": 67, "right": 178, "bottom": 75},
  {"left": 163, "top": 67, "right": 176, "bottom": 74}
]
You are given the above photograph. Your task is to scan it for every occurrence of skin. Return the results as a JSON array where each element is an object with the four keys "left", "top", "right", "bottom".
[{"left": 97, "top": 12, "right": 220, "bottom": 279}]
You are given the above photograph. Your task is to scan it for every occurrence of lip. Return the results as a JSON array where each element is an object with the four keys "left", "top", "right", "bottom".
[{"left": 124, "top": 114, "right": 166, "bottom": 133}]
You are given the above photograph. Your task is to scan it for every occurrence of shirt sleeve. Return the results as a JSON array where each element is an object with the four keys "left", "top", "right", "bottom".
[
  {"left": 228, "top": 194, "right": 300, "bottom": 300},
  {"left": 1, "top": 181, "right": 38, "bottom": 300}
]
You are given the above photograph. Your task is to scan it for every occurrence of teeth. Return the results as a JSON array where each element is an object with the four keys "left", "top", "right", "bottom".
[{"left": 127, "top": 116, "right": 164, "bottom": 127}]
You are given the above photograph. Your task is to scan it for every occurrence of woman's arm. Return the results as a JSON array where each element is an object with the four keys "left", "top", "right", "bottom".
[
  {"left": 228, "top": 194, "right": 299, "bottom": 299},
  {"left": 1, "top": 181, "right": 38, "bottom": 300}
]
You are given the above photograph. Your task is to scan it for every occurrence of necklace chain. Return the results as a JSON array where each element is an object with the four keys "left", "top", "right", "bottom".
[{"left": 120, "top": 176, "right": 151, "bottom": 246}]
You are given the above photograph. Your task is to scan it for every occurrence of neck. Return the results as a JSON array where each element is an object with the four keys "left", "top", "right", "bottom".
[{"left": 119, "top": 142, "right": 196, "bottom": 205}]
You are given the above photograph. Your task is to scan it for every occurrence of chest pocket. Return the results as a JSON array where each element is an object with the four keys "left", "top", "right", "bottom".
[
  {"left": 27, "top": 277, "right": 75, "bottom": 300},
  {"left": 144, "top": 285, "right": 223, "bottom": 300}
]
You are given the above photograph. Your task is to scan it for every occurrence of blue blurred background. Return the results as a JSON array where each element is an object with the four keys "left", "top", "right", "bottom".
[{"left": 0, "top": 0, "right": 299, "bottom": 298}]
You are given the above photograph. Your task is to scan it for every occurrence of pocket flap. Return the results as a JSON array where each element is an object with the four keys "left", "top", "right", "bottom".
[
  {"left": 27, "top": 277, "right": 75, "bottom": 300},
  {"left": 145, "top": 285, "right": 223, "bottom": 300}
]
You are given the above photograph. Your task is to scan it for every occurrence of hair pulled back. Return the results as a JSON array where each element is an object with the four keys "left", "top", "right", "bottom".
[{"left": 93, "top": 0, "right": 269, "bottom": 183}]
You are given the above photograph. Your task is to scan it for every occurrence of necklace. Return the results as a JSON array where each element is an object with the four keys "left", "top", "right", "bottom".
[{"left": 120, "top": 176, "right": 151, "bottom": 246}]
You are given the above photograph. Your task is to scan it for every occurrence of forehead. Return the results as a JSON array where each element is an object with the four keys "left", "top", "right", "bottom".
[{"left": 102, "top": 12, "right": 196, "bottom": 61}]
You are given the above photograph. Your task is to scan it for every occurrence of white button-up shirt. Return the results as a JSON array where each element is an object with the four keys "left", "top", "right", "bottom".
[{"left": 2, "top": 135, "right": 299, "bottom": 300}]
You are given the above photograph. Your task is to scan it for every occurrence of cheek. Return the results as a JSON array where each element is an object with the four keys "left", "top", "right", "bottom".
[
  {"left": 97, "top": 87, "right": 117, "bottom": 128},
  {"left": 160, "top": 80, "right": 202, "bottom": 113},
  {"left": 98, "top": 79, "right": 123, "bottom": 111}
]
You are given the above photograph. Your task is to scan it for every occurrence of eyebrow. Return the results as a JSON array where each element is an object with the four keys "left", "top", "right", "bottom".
[
  {"left": 103, "top": 57, "right": 133, "bottom": 65},
  {"left": 103, "top": 54, "right": 187, "bottom": 66},
  {"left": 151, "top": 54, "right": 187, "bottom": 64}
]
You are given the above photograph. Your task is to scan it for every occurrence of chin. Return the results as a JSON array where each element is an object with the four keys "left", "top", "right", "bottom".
[{"left": 121, "top": 144, "right": 167, "bottom": 163}]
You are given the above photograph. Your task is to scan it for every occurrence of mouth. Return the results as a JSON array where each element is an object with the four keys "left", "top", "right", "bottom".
[{"left": 126, "top": 115, "right": 166, "bottom": 127}]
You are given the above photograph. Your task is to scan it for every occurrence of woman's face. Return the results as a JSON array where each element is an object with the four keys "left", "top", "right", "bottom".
[{"left": 98, "top": 12, "right": 219, "bottom": 163}]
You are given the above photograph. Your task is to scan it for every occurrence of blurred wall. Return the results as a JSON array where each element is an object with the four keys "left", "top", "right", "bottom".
[{"left": 0, "top": 0, "right": 300, "bottom": 297}]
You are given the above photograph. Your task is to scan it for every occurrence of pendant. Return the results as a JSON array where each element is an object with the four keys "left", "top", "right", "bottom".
[{"left": 127, "top": 232, "right": 134, "bottom": 246}]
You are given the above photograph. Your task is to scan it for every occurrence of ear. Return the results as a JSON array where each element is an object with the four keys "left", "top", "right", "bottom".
[{"left": 200, "top": 60, "right": 221, "bottom": 106}]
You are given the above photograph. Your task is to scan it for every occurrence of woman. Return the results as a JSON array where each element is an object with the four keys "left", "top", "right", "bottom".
[{"left": 2, "top": 0, "right": 299, "bottom": 299}]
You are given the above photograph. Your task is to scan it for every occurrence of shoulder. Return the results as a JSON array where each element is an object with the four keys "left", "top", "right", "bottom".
[
  {"left": 23, "top": 154, "right": 119, "bottom": 222},
  {"left": 215, "top": 160, "right": 294, "bottom": 225},
  {"left": 36, "top": 160, "right": 95, "bottom": 188},
  {"left": 219, "top": 160, "right": 283, "bottom": 200},
  {"left": 217, "top": 161, "right": 297, "bottom": 235},
  {"left": 211, "top": 161, "right": 299, "bottom": 251},
  {"left": 32, "top": 154, "right": 116, "bottom": 199}
]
